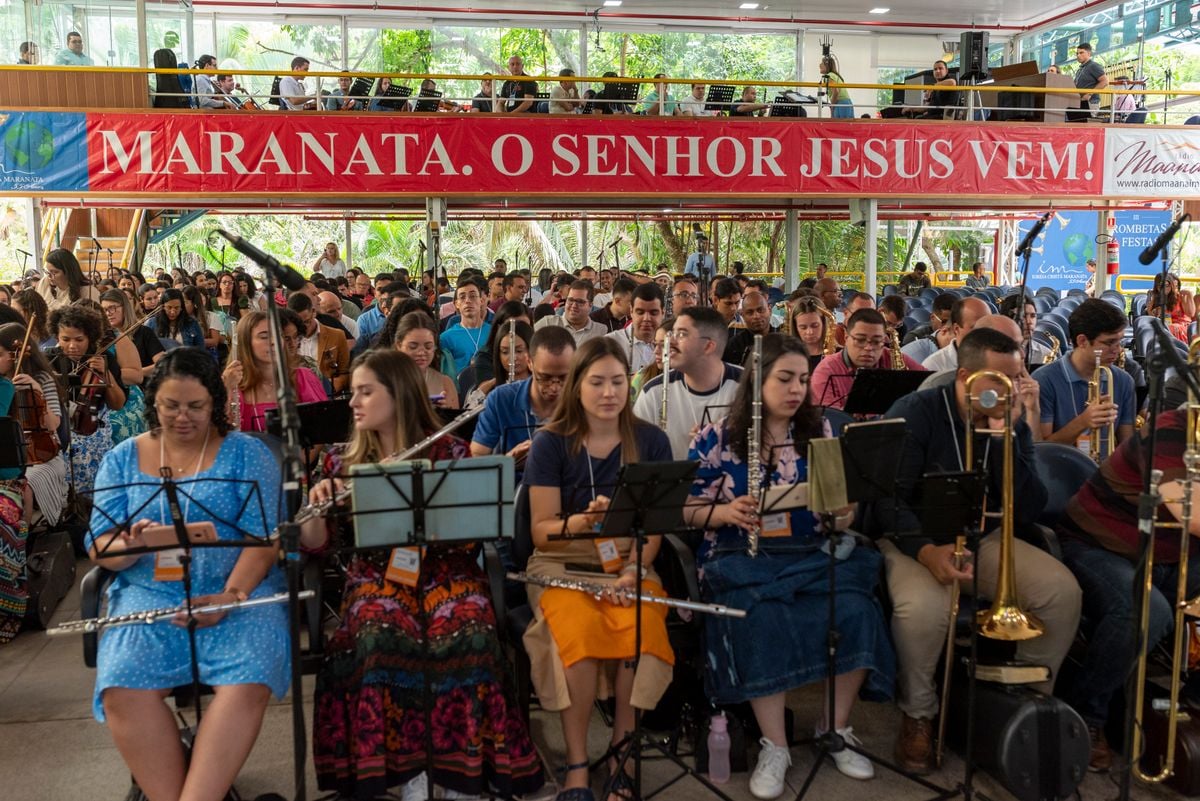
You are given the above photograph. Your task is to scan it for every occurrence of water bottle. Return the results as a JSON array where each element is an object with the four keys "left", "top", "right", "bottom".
[{"left": 707, "top": 713, "right": 731, "bottom": 784}]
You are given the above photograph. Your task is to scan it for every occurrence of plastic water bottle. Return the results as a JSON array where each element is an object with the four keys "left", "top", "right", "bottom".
[{"left": 707, "top": 713, "right": 731, "bottom": 784}]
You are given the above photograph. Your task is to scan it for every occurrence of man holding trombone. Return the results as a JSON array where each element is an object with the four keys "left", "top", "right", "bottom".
[
  {"left": 1057, "top": 399, "right": 1200, "bottom": 773},
  {"left": 871, "top": 329, "right": 1082, "bottom": 774}
]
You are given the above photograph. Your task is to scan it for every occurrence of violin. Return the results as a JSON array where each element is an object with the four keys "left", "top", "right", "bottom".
[
  {"left": 9, "top": 317, "right": 58, "bottom": 464},
  {"left": 69, "top": 355, "right": 106, "bottom": 437}
]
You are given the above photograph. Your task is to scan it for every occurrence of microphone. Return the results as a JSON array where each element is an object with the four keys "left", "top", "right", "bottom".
[
  {"left": 1016, "top": 212, "right": 1052, "bottom": 257},
  {"left": 16, "top": 248, "right": 31, "bottom": 258},
  {"left": 91, "top": 236, "right": 102, "bottom": 250},
  {"left": 1138, "top": 212, "right": 1191, "bottom": 266},
  {"left": 1149, "top": 317, "right": 1200, "bottom": 400},
  {"left": 607, "top": 237, "right": 621, "bottom": 250},
  {"left": 216, "top": 229, "right": 307, "bottom": 291}
]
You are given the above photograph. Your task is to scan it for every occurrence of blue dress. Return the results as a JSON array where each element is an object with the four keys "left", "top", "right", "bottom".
[
  {"left": 85, "top": 433, "right": 290, "bottom": 721},
  {"left": 688, "top": 421, "right": 895, "bottom": 705}
]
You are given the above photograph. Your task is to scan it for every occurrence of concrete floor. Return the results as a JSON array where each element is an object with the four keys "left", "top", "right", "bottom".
[{"left": 0, "top": 558, "right": 1183, "bottom": 801}]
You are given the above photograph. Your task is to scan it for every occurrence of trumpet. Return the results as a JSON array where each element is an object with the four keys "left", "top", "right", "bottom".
[
  {"left": 507, "top": 571, "right": 746, "bottom": 618},
  {"left": 1088, "top": 349, "right": 1116, "bottom": 464},
  {"left": 746, "top": 334, "right": 764, "bottom": 557},
  {"left": 937, "top": 371, "right": 1045, "bottom": 764},
  {"left": 47, "top": 591, "right": 310, "bottom": 636},
  {"left": 1130, "top": 337, "right": 1200, "bottom": 782}
]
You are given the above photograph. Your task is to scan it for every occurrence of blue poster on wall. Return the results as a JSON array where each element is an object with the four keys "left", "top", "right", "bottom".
[
  {"left": 1017, "top": 210, "right": 1172, "bottom": 292},
  {"left": 0, "top": 110, "right": 89, "bottom": 192}
]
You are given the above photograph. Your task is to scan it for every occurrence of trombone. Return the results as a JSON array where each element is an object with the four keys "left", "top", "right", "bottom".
[
  {"left": 936, "top": 370, "right": 1045, "bottom": 765},
  {"left": 1129, "top": 337, "right": 1200, "bottom": 783},
  {"left": 1088, "top": 349, "right": 1116, "bottom": 464}
]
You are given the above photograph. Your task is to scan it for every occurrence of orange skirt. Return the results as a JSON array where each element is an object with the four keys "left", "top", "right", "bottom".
[{"left": 539, "top": 581, "right": 675, "bottom": 670}]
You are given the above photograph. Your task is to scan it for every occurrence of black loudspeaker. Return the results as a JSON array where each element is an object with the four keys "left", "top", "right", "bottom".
[{"left": 960, "top": 31, "right": 990, "bottom": 79}]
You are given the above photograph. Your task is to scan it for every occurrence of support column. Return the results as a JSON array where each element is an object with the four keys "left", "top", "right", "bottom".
[
  {"left": 343, "top": 218, "right": 353, "bottom": 274},
  {"left": 864, "top": 199, "right": 879, "bottom": 296},
  {"left": 426, "top": 197, "right": 447, "bottom": 285},
  {"left": 784, "top": 208, "right": 799, "bottom": 292},
  {"left": 135, "top": 0, "right": 148, "bottom": 69},
  {"left": 580, "top": 214, "right": 589, "bottom": 270},
  {"left": 886, "top": 219, "right": 895, "bottom": 278},
  {"left": 24, "top": 199, "right": 42, "bottom": 269}
]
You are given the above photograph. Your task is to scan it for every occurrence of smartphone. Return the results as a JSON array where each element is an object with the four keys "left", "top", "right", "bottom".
[
  {"left": 142, "top": 521, "right": 218, "bottom": 548},
  {"left": 429, "top": 393, "right": 446, "bottom": 403}
]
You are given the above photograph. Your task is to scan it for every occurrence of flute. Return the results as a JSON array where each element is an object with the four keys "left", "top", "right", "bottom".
[
  {"left": 659, "top": 331, "right": 671, "bottom": 428},
  {"left": 746, "top": 334, "right": 764, "bottom": 557},
  {"left": 507, "top": 318, "right": 517, "bottom": 383},
  {"left": 47, "top": 591, "right": 312, "bottom": 636},
  {"left": 507, "top": 571, "right": 746, "bottom": 618},
  {"left": 228, "top": 322, "right": 241, "bottom": 429}
]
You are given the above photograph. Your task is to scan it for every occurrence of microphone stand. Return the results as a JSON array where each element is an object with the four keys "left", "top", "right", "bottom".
[{"left": 259, "top": 257, "right": 309, "bottom": 801}]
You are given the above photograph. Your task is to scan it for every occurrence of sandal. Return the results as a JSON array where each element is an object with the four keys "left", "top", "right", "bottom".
[
  {"left": 606, "top": 769, "right": 640, "bottom": 801},
  {"left": 556, "top": 761, "right": 594, "bottom": 801}
]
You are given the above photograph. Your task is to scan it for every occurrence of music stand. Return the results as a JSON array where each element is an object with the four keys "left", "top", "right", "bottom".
[
  {"left": 376, "top": 81, "right": 412, "bottom": 110},
  {"left": 704, "top": 85, "right": 736, "bottom": 114},
  {"left": 348, "top": 77, "right": 373, "bottom": 103},
  {"left": 791, "top": 420, "right": 955, "bottom": 801},
  {"left": 602, "top": 82, "right": 640, "bottom": 113},
  {"left": 339, "top": 454, "right": 513, "bottom": 801},
  {"left": 843, "top": 369, "right": 930, "bottom": 416},
  {"left": 550, "top": 460, "right": 738, "bottom": 801},
  {"left": 265, "top": 397, "right": 351, "bottom": 450},
  {"left": 769, "top": 94, "right": 805, "bottom": 118},
  {"left": 413, "top": 88, "right": 443, "bottom": 113}
]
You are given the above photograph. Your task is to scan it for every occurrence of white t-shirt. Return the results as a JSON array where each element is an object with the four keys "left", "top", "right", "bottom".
[
  {"left": 279, "top": 76, "right": 310, "bottom": 110},
  {"left": 922, "top": 343, "right": 959, "bottom": 372},
  {"left": 677, "top": 94, "right": 714, "bottom": 117},
  {"left": 317, "top": 257, "right": 347, "bottom": 278},
  {"left": 299, "top": 329, "right": 319, "bottom": 361},
  {"left": 606, "top": 327, "right": 655, "bottom": 377},
  {"left": 633, "top": 363, "right": 743, "bottom": 458}
]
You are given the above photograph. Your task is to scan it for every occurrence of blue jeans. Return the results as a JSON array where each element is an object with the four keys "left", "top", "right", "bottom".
[{"left": 1060, "top": 538, "right": 1200, "bottom": 726}]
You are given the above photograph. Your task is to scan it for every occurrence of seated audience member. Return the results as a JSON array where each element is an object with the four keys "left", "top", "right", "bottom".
[
  {"left": 152, "top": 288, "right": 206, "bottom": 349},
  {"left": 468, "top": 302, "right": 533, "bottom": 390},
  {"left": 465, "top": 321, "right": 533, "bottom": 409},
  {"left": 640, "top": 74, "right": 676, "bottom": 116},
  {"left": 810, "top": 309, "right": 923, "bottom": 410},
  {"left": 485, "top": 272, "right": 507, "bottom": 312},
  {"left": 549, "top": 68, "right": 583, "bottom": 114},
  {"left": 711, "top": 278, "right": 743, "bottom": 325},
  {"left": 670, "top": 277, "right": 701, "bottom": 315},
  {"left": 1033, "top": 298, "right": 1134, "bottom": 460},
  {"left": 607, "top": 283, "right": 665, "bottom": 377},
  {"left": 324, "top": 76, "right": 363, "bottom": 111},
  {"left": 182, "top": 286, "right": 224, "bottom": 357},
  {"left": 1057, "top": 406, "right": 1200, "bottom": 771},
  {"left": 591, "top": 277, "right": 635, "bottom": 333},
  {"left": 875, "top": 328, "right": 1081, "bottom": 774},
  {"left": 897, "top": 262, "right": 932, "bottom": 297},
  {"left": 723, "top": 289, "right": 776, "bottom": 365},
  {"left": 788, "top": 296, "right": 835, "bottom": 372},
  {"left": 287, "top": 292, "right": 351, "bottom": 394},
  {"left": 279, "top": 56, "right": 318, "bottom": 110},
  {"left": 916, "top": 60, "right": 959, "bottom": 118},
  {"left": 921, "top": 297, "right": 990, "bottom": 372},
  {"left": 317, "top": 291, "right": 359, "bottom": 343},
  {"left": 834, "top": 291, "right": 876, "bottom": 346},
  {"left": 351, "top": 280, "right": 407, "bottom": 356},
  {"left": 17, "top": 40, "right": 38, "bottom": 65},
  {"left": 436, "top": 279, "right": 493, "bottom": 373},
  {"left": 632, "top": 318, "right": 674, "bottom": 396},
  {"left": 498, "top": 272, "right": 530, "bottom": 309},
  {"left": 729, "top": 86, "right": 769, "bottom": 117},
  {"left": 813, "top": 278, "right": 842, "bottom": 318},
  {"left": 677, "top": 83, "right": 714, "bottom": 117},
  {"left": 471, "top": 74, "right": 495, "bottom": 113},
  {"left": 86, "top": 348, "right": 288, "bottom": 801},
  {"left": 54, "top": 30, "right": 94, "bottom": 66},
  {"left": 1147, "top": 271, "right": 1195, "bottom": 342},
  {"left": 964, "top": 261, "right": 990, "bottom": 289},
  {"left": 522, "top": 338, "right": 674, "bottom": 801},
  {"left": 393, "top": 311, "right": 459, "bottom": 408},
  {"left": 470, "top": 326, "right": 575, "bottom": 463},
  {"left": 534, "top": 280, "right": 607, "bottom": 345},
  {"left": 686, "top": 334, "right": 894, "bottom": 791},
  {"left": 902, "top": 292, "right": 955, "bottom": 359},
  {"left": 222, "top": 311, "right": 327, "bottom": 431},
  {"left": 997, "top": 292, "right": 1053, "bottom": 363},
  {"left": 500, "top": 54, "right": 538, "bottom": 113},
  {"left": 37, "top": 247, "right": 101, "bottom": 310},
  {"left": 878, "top": 294, "right": 908, "bottom": 343},
  {"left": 633, "top": 307, "right": 742, "bottom": 458}
]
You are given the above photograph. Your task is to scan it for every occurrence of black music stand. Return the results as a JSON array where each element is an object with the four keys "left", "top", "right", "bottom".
[
  {"left": 339, "top": 454, "right": 514, "bottom": 801},
  {"left": 413, "top": 88, "right": 443, "bottom": 113},
  {"left": 704, "top": 85, "right": 736, "bottom": 115},
  {"left": 843, "top": 369, "right": 930, "bottom": 416},
  {"left": 549, "top": 460, "right": 739, "bottom": 801},
  {"left": 600, "top": 82, "right": 639, "bottom": 114},
  {"left": 265, "top": 397, "right": 351, "bottom": 447},
  {"left": 348, "top": 77, "right": 373, "bottom": 104},
  {"left": 770, "top": 94, "right": 806, "bottom": 118},
  {"left": 86, "top": 471, "right": 279, "bottom": 728},
  {"left": 791, "top": 420, "right": 955, "bottom": 801},
  {"left": 375, "top": 81, "right": 412, "bottom": 110}
]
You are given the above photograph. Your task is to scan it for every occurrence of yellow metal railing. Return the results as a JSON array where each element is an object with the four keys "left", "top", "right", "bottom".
[
  {"left": 39, "top": 206, "right": 65, "bottom": 257},
  {"left": 1115, "top": 273, "right": 1200, "bottom": 295},
  {"left": 120, "top": 208, "right": 145, "bottom": 272}
]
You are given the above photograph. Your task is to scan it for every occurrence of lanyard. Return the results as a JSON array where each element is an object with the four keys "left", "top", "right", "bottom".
[
  {"left": 942, "top": 390, "right": 991, "bottom": 472},
  {"left": 157, "top": 425, "right": 211, "bottom": 523}
]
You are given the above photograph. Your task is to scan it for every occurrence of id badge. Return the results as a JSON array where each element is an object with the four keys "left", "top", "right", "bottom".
[
  {"left": 1076, "top": 432, "right": 1092, "bottom": 457},
  {"left": 595, "top": 539, "right": 623, "bottom": 573},
  {"left": 154, "top": 549, "right": 184, "bottom": 582},
  {"left": 385, "top": 547, "right": 421, "bottom": 587},
  {"left": 759, "top": 511, "right": 791, "bottom": 539}
]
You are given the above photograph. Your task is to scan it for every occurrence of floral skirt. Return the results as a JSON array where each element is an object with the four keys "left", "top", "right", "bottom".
[
  {"left": 68, "top": 412, "right": 113, "bottom": 495},
  {"left": 0, "top": 480, "right": 27, "bottom": 643},
  {"left": 107, "top": 385, "right": 146, "bottom": 444},
  {"left": 313, "top": 546, "right": 544, "bottom": 800}
]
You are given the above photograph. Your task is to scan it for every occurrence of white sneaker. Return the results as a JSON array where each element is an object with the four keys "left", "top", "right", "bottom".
[
  {"left": 749, "top": 737, "right": 792, "bottom": 799},
  {"left": 827, "top": 727, "right": 874, "bottom": 780},
  {"left": 401, "top": 772, "right": 429, "bottom": 801}
]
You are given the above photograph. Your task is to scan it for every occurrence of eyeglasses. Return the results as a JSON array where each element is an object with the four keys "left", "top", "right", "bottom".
[
  {"left": 848, "top": 335, "right": 887, "bottom": 348},
  {"left": 672, "top": 329, "right": 711, "bottom": 342},
  {"left": 156, "top": 401, "right": 212, "bottom": 419},
  {"left": 534, "top": 373, "right": 568, "bottom": 386},
  {"left": 672, "top": 291, "right": 699, "bottom": 301},
  {"left": 565, "top": 297, "right": 590, "bottom": 306}
]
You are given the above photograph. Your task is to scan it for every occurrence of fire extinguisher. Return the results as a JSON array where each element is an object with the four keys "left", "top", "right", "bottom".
[{"left": 1106, "top": 214, "right": 1120, "bottom": 275}]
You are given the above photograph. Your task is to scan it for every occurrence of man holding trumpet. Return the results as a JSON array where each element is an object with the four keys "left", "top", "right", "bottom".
[{"left": 872, "top": 328, "right": 1082, "bottom": 774}]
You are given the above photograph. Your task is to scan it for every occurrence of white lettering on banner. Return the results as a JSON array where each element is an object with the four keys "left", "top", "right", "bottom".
[
  {"left": 164, "top": 133, "right": 201, "bottom": 173},
  {"left": 344, "top": 134, "right": 383, "bottom": 175},
  {"left": 800, "top": 137, "right": 956, "bottom": 180},
  {"left": 969, "top": 140, "right": 1094, "bottom": 181},
  {"left": 1104, "top": 129, "right": 1200, "bottom": 196},
  {"left": 381, "top": 133, "right": 419, "bottom": 174},
  {"left": 208, "top": 132, "right": 249, "bottom": 175},
  {"left": 297, "top": 132, "right": 336, "bottom": 175},
  {"left": 492, "top": 134, "right": 533, "bottom": 176},
  {"left": 98, "top": 130, "right": 155, "bottom": 174}
]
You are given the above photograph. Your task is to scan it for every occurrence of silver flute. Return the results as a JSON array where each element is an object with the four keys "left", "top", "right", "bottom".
[
  {"left": 47, "top": 590, "right": 313, "bottom": 636},
  {"left": 507, "top": 318, "right": 517, "bottom": 384},
  {"left": 228, "top": 322, "right": 241, "bottom": 430},
  {"left": 747, "top": 334, "right": 764, "bottom": 557},
  {"left": 508, "top": 571, "right": 746, "bottom": 618},
  {"left": 659, "top": 331, "right": 671, "bottom": 428}
]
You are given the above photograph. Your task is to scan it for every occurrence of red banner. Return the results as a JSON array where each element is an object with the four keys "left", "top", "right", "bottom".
[{"left": 85, "top": 112, "right": 1107, "bottom": 197}]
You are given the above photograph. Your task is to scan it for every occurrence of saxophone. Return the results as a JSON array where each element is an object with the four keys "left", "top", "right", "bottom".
[
  {"left": 818, "top": 307, "right": 838, "bottom": 355},
  {"left": 890, "top": 329, "right": 907, "bottom": 370},
  {"left": 1043, "top": 334, "right": 1060, "bottom": 365},
  {"left": 747, "top": 334, "right": 764, "bottom": 557}
]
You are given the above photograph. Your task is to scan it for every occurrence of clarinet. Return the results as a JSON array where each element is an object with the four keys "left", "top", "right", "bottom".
[
  {"left": 659, "top": 333, "right": 671, "bottom": 428},
  {"left": 747, "top": 334, "right": 764, "bottom": 557}
]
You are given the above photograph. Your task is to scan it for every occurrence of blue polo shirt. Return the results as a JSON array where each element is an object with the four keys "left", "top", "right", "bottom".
[
  {"left": 472, "top": 377, "right": 543, "bottom": 453},
  {"left": 1034, "top": 354, "right": 1135, "bottom": 431}
]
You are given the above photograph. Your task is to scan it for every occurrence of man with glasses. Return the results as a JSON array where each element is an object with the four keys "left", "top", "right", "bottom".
[
  {"left": 608, "top": 282, "right": 664, "bottom": 378},
  {"left": 634, "top": 307, "right": 742, "bottom": 458},
  {"left": 1033, "top": 298, "right": 1134, "bottom": 458},
  {"left": 534, "top": 280, "right": 606, "bottom": 345},
  {"left": 54, "top": 31, "right": 94, "bottom": 66},
  {"left": 671, "top": 278, "right": 701, "bottom": 314},
  {"left": 501, "top": 272, "right": 530, "bottom": 308},
  {"left": 471, "top": 326, "right": 576, "bottom": 463},
  {"left": 814, "top": 278, "right": 842, "bottom": 319},
  {"left": 441, "top": 278, "right": 493, "bottom": 371},
  {"left": 811, "top": 308, "right": 924, "bottom": 410}
]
